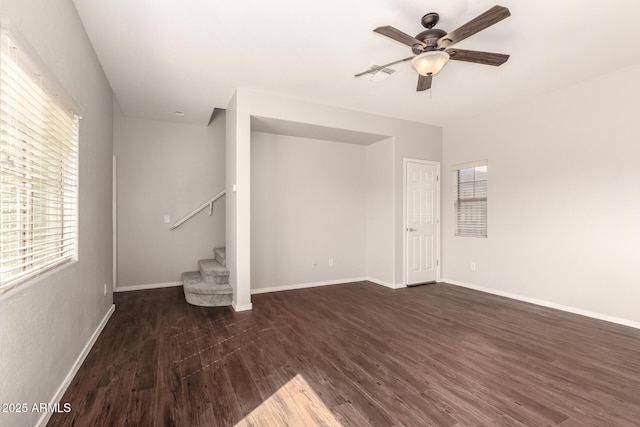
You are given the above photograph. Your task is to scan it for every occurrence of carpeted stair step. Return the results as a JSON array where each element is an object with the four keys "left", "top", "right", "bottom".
[
  {"left": 214, "top": 247, "right": 226, "bottom": 267},
  {"left": 198, "top": 258, "right": 229, "bottom": 284},
  {"left": 182, "top": 271, "right": 232, "bottom": 307}
]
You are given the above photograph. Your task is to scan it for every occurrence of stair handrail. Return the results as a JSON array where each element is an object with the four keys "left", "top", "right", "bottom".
[{"left": 170, "top": 190, "right": 226, "bottom": 230}]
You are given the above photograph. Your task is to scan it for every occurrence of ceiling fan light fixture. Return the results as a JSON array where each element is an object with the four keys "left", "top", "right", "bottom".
[{"left": 411, "top": 50, "right": 450, "bottom": 76}]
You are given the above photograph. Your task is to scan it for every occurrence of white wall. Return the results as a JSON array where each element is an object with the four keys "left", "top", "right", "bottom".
[
  {"left": 0, "top": 1, "right": 113, "bottom": 426},
  {"left": 251, "top": 132, "right": 367, "bottom": 290},
  {"left": 113, "top": 114, "right": 226, "bottom": 288},
  {"left": 442, "top": 63, "right": 640, "bottom": 326},
  {"left": 366, "top": 139, "right": 394, "bottom": 285}
]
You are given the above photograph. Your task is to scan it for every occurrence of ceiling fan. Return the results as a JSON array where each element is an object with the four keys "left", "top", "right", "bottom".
[{"left": 356, "top": 5, "right": 511, "bottom": 92}]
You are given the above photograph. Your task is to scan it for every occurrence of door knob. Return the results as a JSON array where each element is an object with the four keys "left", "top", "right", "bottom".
[{"left": 407, "top": 227, "right": 416, "bottom": 232}]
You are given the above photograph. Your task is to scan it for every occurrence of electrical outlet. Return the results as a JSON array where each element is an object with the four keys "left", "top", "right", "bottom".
[
  {"left": 103, "top": 283, "right": 107, "bottom": 296},
  {"left": 328, "top": 258, "right": 334, "bottom": 267},
  {"left": 163, "top": 215, "right": 170, "bottom": 224},
  {"left": 470, "top": 262, "right": 476, "bottom": 271}
]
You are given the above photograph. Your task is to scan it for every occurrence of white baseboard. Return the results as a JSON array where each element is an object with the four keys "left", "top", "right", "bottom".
[
  {"left": 249, "top": 277, "right": 408, "bottom": 295},
  {"left": 37, "top": 304, "right": 115, "bottom": 427},
  {"left": 250, "top": 277, "right": 367, "bottom": 295},
  {"left": 232, "top": 301, "right": 253, "bottom": 311},
  {"left": 442, "top": 278, "right": 640, "bottom": 330},
  {"left": 114, "top": 281, "right": 181, "bottom": 292},
  {"left": 365, "top": 277, "right": 406, "bottom": 290}
]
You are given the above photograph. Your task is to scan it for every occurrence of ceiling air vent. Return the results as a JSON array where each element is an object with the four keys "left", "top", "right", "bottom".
[{"left": 358, "top": 64, "right": 396, "bottom": 82}]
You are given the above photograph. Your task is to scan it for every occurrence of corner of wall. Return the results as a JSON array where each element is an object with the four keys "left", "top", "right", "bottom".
[{"left": 225, "top": 93, "right": 239, "bottom": 307}]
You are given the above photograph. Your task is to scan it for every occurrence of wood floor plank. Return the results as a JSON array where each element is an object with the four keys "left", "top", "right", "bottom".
[{"left": 48, "top": 283, "right": 640, "bottom": 426}]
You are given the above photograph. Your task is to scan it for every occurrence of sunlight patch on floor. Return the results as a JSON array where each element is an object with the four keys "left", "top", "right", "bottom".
[{"left": 235, "top": 374, "right": 342, "bottom": 427}]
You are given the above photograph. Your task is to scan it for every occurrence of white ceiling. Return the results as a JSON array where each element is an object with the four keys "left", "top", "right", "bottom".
[{"left": 72, "top": 0, "right": 640, "bottom": 126}]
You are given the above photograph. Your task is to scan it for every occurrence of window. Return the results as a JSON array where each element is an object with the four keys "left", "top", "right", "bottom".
[
  {"left": 453, "top": 160, "right": 487, "bottom": 237},
  {"left": 0, "top": 29, "right": 79, "bottom": 294}
]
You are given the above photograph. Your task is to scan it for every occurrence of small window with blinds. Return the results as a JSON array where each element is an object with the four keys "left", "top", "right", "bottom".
[
  {"left": 1, "top": 29, "right": 79, "bottom": 294},
  {"left": 453, "top": 160, "right": 487, "bottom": 238}
]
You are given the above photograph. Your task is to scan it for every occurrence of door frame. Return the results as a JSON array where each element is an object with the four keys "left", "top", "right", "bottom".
[{"left": 403, "top": 158, "right": 441, "bottom": 286}]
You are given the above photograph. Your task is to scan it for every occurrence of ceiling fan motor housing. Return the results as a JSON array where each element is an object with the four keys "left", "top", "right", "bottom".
[{"left": 413, "top": 28, "right": 447, "bottom": 54}]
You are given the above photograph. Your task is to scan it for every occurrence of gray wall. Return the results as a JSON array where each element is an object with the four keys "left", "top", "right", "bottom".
[
  {"left": 442, "top": 63, "right": 640, "bottom": 326},
  {"left": 113, "top": 114, "right": 226, "bottom": 288},
  {"left": 251, "top": 132, "right": 367, "bottom": 290},
  {"left": 0, "top": 0, "right": 113, "bottom": 426}
]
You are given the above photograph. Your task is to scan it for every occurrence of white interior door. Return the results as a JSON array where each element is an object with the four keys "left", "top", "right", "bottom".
[{"left": 405, "top": 160, "right": 439, "bottom": 285}]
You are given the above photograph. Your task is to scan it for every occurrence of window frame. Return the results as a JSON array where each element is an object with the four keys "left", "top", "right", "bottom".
[
  {"left": 0, "top": 25, "right": 82, "bottom": 295},
  {"left": 452, "top": 159, "right": 488, "bottom": 238}
]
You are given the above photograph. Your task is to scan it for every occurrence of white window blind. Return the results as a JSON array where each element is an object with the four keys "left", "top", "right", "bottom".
[
  {"left": 0, "top": 30, "right": 79, "bottom": 293},
  {"left": 453, "top": 160, "right": 487, "bottom": 237}
]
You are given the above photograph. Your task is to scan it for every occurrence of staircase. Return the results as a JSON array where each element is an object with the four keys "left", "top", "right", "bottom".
[{"left": 182, "top": 247, "right": 232, "bottom": 307}]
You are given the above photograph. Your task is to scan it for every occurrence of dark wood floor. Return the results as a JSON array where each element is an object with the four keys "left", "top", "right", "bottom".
[{"left": 48, "top": 282, "right": 640, "bottom": 426}]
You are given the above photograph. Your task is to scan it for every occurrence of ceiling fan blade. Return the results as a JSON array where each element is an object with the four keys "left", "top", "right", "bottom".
[
  {"left": 438, "top": 5, "right": 510, "bottom": 47},
  {"left": 417, "top": 74, "right": 432, "bottom": 92},
  {"left": 446, "top": 49, "right": 509, "bottom": 66},
  {"left": 354, "top": 56, "right": 415, "bottom": 77},
  {"left": 374, "top": 26, "right": 426, "bottom": 49}
]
